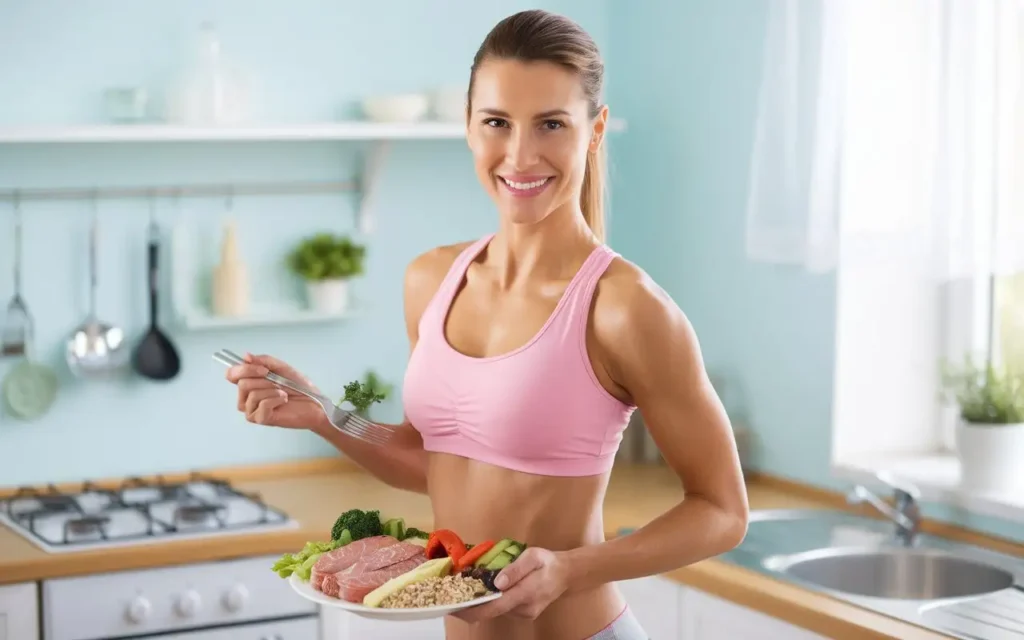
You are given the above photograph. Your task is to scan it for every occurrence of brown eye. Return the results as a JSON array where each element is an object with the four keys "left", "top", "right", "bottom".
[
  {"left": 542, "top": 120, "right": 564, "bottom": 131},
  {"left": 483, "top": 118, "right": 509, "bottom": 128}
]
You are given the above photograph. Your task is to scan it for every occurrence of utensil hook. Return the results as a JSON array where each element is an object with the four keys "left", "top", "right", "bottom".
[
  {"left": 147, "top": 189, "right": 159, "bottom": 240},
  {"left": 12, "top": 190, "right": 21, "bottom": 297},
  {"left": 89, "top": 190, "right": 99, "bottom": 318}
]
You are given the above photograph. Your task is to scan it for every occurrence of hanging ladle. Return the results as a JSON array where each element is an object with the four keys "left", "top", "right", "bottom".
[
  {"left": 1, "top": 192, "right": 31, "bottom": 357},
  {"left": 132, "top": 193, "right": 180, "bottom": 381},
  {"left": 65, "top": 193, "right": 129, "bottom": 378}
]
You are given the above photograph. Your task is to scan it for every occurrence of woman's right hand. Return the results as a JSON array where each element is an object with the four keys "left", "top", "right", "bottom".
[{"left": 224, "top": 353, "right": 327, "bottom": 431}]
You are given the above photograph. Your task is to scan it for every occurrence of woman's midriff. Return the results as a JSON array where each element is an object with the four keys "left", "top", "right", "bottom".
[{"left": 426, "top": 453, "right": 626, "bottom": 640}]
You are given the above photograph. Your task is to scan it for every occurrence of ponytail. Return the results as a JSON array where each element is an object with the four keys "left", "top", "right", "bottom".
[{"left": 580, "top": 146, "right": 607, "bottom": 243}]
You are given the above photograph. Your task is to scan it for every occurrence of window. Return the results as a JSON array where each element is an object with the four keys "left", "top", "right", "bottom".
[
  {"left": 828, "top": 0, "right": 1024, "bottom": 520},
  {"left": 741, "top": 0, "right": 1024, "bottom": 517}
]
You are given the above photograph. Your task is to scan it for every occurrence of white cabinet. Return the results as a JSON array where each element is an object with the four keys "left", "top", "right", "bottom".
[
  {"left": 0, "top": 582, "right": 40, "bottom": 640},
  {"left": 319, "top": 578, "right": 826, "bottom": 640},
  {"left": 679, "top": 587, "right": 827, "bottom": 640},
  {"left": 618, "top": 577, "right": 827, "bottom": 640},
  {"left": 320, "top": 607, "right": 445, "bottom": 640},
  {"left": 158, "top": 618, "right": 318, "bottom": 639},
  {"left": 617, "top": 576, "right": 682, "bottom": 639}
]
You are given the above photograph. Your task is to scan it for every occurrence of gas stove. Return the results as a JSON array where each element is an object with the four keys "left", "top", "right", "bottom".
[{"left": 0, "top": 472, "right": 297, "bottom": 553}]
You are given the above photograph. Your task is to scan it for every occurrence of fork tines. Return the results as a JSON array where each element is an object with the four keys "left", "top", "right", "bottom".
[{"left": 212, "top": 348, "right": 398, "bottom": 446}]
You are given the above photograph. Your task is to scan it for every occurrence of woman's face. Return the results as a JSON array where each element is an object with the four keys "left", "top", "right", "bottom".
[{"left": 467, "top": 58, "right": 607, "bottom": 228}]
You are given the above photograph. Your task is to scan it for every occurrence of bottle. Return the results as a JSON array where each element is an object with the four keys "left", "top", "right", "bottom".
[
  {"left": 168, "top": 22, "right": 251, "bottom": 125},
  {"left": 211, "top": 220, "right": 249, "bottom": 317}
]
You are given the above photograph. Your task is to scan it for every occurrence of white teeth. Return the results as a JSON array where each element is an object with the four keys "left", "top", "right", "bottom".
[{"left": 502, "top": 177, "right": 549, "bottom": 190}]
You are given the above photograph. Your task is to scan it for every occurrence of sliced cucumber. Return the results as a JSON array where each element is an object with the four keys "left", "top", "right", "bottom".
[
  {"left": 485, "top": 550, "right": 516, "bottom": 570},
  {"left": 382, "top": 517, "right": 406, "bottom": 540},
  {"left": 504, "top": 543, "right": 522, "bottom": 558},
  {"left": 475, "top": 538, "right": 514, "bottom": 567}
]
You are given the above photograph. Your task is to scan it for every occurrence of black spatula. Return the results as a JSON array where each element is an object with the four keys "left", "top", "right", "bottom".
[{"left": 133, "top": 222, "right": 181, "bottom": 381}]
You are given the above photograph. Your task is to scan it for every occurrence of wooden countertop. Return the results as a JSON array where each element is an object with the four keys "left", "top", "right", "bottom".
[{"left": 2, "top": 459, "right": 1016, "bottom": 639}]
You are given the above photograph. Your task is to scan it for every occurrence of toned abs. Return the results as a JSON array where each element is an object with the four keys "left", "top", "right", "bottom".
[{"left": 407, "top": 240, "right": 634, "bottom": 640}]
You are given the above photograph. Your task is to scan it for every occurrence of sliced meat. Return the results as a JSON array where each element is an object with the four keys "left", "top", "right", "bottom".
[
  {"left": 310, "top": 536, "right": 397, "bottom": 592},
  {"left": 345, "top": 541, "right": 426, "bottom": 575},
  {"left": 310, "top": 567, "right": 325, "bottom": 591},
  {"left": 323, "top": 553, "right": 427, "bottom": 602}
]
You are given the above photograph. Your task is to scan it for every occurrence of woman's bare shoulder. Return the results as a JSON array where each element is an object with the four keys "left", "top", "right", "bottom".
[
  {"left": 593, "top": 256, "right": 675, "bottom": 323},
  {"left": 405, "top": 240, "right": 476, "bottom": 292},
  {"left": 403, "top": 240, "right": 476, "bottom": 339},
  {"left": 590, "top": 256, "right": 696, "bottom": 374}
]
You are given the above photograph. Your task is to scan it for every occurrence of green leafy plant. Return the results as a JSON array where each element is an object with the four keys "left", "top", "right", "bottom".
[
  {"left": 340, "top": 370, "right": 393, "bottom": 417},
  {"left": 940, "top": 355, "right": 1024, "bottom": 424},
  {"left": 287, "top": 233, "right": 366, "bottom": 281}
]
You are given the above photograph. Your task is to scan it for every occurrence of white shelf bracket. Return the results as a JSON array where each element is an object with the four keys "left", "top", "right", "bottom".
[{"left": 355, "top": 141, "right": 390, "bottom": 235}]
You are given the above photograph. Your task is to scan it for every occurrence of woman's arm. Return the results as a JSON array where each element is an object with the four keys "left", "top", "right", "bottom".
[
  {"left": 562, "top": 263, "right": 749, "bottom": 590},
  {"left": 308, "top": 418, "right": 426, "bottom": 493},
  {"left": 452, "top": 261, "right": 750, "bottom": 622},
  {"left": 308, "top": 245, "right": 465, "bottom": 494}
]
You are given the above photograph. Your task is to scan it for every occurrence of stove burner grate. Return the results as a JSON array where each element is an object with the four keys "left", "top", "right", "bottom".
[
  {"left": 0, "top": 471, "right": 288, "bottom": 548},
  {"left": 63, "top": 515, "right": 110, "bottom": 542}
]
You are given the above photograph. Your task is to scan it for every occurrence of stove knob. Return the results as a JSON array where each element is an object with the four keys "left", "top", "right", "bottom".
[
  {"left": 125, "top": 595, "right": 151, "bottom": 624},
  {"left": 174, "top": 590, "right": 202, "bottom": 618},
  {"left": 222, "top": 584, "right": 249, "bottom": 612}
]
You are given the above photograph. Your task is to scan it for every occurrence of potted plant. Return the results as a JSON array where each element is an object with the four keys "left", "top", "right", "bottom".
[
  {"left": 940, "top": 355, "right": 1024, "bottom": 494},
  {"left": 287, "top": 233, "right": 366, "bottom": 313}
]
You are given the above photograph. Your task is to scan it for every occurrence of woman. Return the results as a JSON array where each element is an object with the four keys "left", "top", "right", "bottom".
[{"left": 227, "top": 9, "right": 748, "bottom": 640}]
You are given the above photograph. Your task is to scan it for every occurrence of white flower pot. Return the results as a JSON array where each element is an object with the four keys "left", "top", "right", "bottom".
[
  {"left": 305, "top": 279, "right": 349, "bottom": 314},
  {"left": 955, "top": 419, "right": 1024, "bottom": 494}
]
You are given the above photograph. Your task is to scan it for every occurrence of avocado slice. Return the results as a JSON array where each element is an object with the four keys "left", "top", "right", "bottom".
[
  {"left": 362, "top": 556, "right": 453, "bottom": 607},
  {"left": 475, "top": 539, "right": 514, "bottom": 567},
  {"left": 504, "top": 543, "right": 522, "bottom": 558}
]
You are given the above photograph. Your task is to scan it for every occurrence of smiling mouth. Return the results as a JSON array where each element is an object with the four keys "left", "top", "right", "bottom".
[{"left": 498, "top": 176, "right": 554, "bottom": 197}]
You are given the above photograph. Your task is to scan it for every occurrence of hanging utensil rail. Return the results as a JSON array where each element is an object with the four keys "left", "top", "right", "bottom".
[{"left": 0, "top": 179, "right": 359, "bottom": 203}]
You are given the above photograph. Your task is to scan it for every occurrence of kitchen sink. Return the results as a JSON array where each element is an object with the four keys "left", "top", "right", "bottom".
[
  {"left": 718, "top": 508, "right": 1024, "bottom": 640},
  {"left": 763, "top": 547, "right": 1015, "bottom": 600}
]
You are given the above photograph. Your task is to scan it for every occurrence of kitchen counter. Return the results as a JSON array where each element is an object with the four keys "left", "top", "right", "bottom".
[{"left": 0, "top": 460, "right": 1013, "bottom": 639}]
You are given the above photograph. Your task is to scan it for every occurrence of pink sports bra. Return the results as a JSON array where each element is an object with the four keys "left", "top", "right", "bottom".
[{"left": 402, "top": 234, "right": 637, "bottom": 477}]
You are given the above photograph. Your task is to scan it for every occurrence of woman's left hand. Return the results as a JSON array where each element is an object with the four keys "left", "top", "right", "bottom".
[{"left": 451, "top": 547, "right": 571, "bottom": 622}]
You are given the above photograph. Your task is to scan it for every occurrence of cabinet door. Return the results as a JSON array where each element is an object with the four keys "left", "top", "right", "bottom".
[
  {"left": 0, "top": 582, "right": 40, "bottom": 640},
  {"left": 615, "top": 576, "right": 681, "bottom": 639},
  {"left": 320, "top": 608, "right": 447, "bottom": 640},
  {"left": 159, "top": 617, "right": 318, "bottom": 640},
  {"left": 680, "top": 587, "right": 826, "bottom": 640}
]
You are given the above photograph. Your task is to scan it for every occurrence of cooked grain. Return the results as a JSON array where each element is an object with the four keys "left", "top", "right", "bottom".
[{"left": 379, "top": 574, "right": 490, "bottom": 608}]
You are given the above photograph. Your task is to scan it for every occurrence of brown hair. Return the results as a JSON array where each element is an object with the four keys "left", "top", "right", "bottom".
[{"left": 468, "top": 10, "right": 607, "bottom": 242}]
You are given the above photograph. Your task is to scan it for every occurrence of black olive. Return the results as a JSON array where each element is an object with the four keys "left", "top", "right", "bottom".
[{"left": 477, "top": 568, "right": 499, "bottom": 591}]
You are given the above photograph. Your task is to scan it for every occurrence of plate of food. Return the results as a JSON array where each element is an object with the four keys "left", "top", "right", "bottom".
[{"left": 272, "top": 508, "right": 526, "bottom": 621}]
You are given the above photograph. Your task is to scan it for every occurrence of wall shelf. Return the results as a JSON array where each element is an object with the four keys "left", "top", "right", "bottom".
[
  {"left": 0, "top": 117, "right": 628, "bottom": 234},
  {"left": 0, "top": 118, "right": 627, "bottom": 144},
  {"left": 176, "top": 305, "right": 359, "bottom": 331}
]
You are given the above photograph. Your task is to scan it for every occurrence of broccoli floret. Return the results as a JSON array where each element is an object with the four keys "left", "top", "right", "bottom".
[
  {"left": 402, "top": 527, "right": 430, "bottom": 540},
  {"left": 331, "top": 509, "right": 382, "bottom": 541}
]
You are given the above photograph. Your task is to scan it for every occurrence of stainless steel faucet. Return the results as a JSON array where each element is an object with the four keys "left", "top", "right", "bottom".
[{"left": 846, "top": 471, "right": 922, "bottom": 545}]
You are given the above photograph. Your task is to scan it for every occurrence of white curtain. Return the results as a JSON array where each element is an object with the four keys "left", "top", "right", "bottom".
[{"left": 745, "top": 0, "right": 1024, "bottom": 280}]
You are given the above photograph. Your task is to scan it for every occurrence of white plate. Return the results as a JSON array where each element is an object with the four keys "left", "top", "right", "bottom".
[{"left": 288, "top": 573, "right": 502, "bottom": 620}]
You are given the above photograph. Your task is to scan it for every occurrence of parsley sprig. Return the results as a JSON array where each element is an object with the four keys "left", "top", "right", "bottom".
[{"left": 341, "top": 380, "right": 386, "bottom": 414}]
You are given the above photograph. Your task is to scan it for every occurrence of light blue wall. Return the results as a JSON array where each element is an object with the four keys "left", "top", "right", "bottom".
[
  {"left": 607, "top": 0, "right": 836, "bottom": 491},
  {"left": 3, "top": 0, "right": 1020, "bottom": 545},
  {"left": 606, "top": 0, "right": 1023, "bottom": 543},
  {"left": 0, "top": 0, "right": 609, "bottom": 485}
]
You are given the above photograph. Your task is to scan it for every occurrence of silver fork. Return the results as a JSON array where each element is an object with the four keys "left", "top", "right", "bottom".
[{"left": 213, "top": 348, "right": 397, "bottom": 446}]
